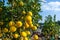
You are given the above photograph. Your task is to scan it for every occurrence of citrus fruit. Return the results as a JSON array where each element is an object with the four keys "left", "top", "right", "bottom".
[
  {"left": 33, "top": 34, "right": 38, "bottom": 40},
  {"left": 27, "top": 11, "right": 32, "bottom": 16},
  {"left": 32, "top": 26, "right": 37, "bottom": 30},
  {"left": 10, "top": 26, "right": 17, "bottom": 32},
  {"left": 0, "top": 22, "right": 4, "bottom": 25},
  {"left": 9, "top": 21, "right": 15, "bottom": 27},
  {"left": 0, "top": 8, "right": 2, "bottom": 12},
  {"left": 26, "top": 31, "right": 30, "bottom": 35},
  {"left": 3, "top": 28, "right": 8, "bottom": 33},
  {"left": 0, "top": 33, "right": 2, "bottom": 37},
  {"left": 16, "top": 21, "right": 22, "bottom": 27},
  {"left": 22, "top": 11, "right": 26, "bottom": 14},
  {"left": 25, "top": 15, "right": 32, "bottom": 22},
  {"left": 25, "top": 22, "right": 29, "bottom": 28},
  {"left": 19, "top": 1, "right": 24, "bottom": 6},
  {"left": 23, "top": 37, "right": 28, "bottom": 40},
  {"left": 13, "top": 33, "right": 19, "bottom": 38},
  {"left": 21, "top": 31, "right": 27, "bottom": 37}
]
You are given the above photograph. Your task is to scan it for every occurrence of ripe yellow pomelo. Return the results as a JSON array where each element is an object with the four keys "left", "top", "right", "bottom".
[
  {"left": 33, "top": 34, "right": 38, "bottom": 40},
  {"left": 22, "top": 11, "right": 26, "bottom": 14},
  {"left": 25, "top": 15, "right": 32, "bottom": 22},
  {"left": 32, "top": 26, "right": 37, "bottom": 30},
  {"left": 3, "top": 28, "right": 8, "bottom": 33},
  {"left": 19, "top": 1, "right": 24, "bottom": 6},
  {"left": 21, "top": 31, "right": 27, "bottom": 37},
  {"left": 0, "top": 22, "right": 4, "bottom": 25},
  {"left": 25, "top": 31, "right": 31, "bottom": 35},
  {"left": 0, "top": 33, "right": 2, "bottom": 37},
  {"left": 16, "top": 21, "right": 22, "bottom": 27},
  {"left": 27, "top": 11, "right": 32, "bottom": 16},
  {"left": 25, "top": 22, "right": 29, "bottom": 28},
  {"left": 13, "top": 34, "right": 19, "bottom": 38},
  {"left": 23, "top": 37, "right": 28, "bottom": 40},
  {"left": 0, "top": 8, "right": 2, "bottom": 12},
  {"left": 9, "top": 21, "right": 15, "bottom": 27},
  {"left": 10, "top": 26, "right": 17, "bottom": 32}
]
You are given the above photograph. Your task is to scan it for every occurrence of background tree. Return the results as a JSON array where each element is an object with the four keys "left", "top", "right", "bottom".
[{"left": 42, "top": 15, "right": 58, "bottom": 36}]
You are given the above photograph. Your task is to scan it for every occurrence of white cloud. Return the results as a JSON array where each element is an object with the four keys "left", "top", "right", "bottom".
[
  {"left": 41, "top": 0, "right": 47, "bottom": 5},
  {"left": 42, "top": 0, "right": 46, "bottom": 2},
  {"left": 41, "top": 1, "right": 60, "bottom": 11}
]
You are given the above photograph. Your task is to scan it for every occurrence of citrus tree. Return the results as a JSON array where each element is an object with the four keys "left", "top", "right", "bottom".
[
  {"left": 0, "top": 0, "right": 42, "bottom": 40},
  {"left": 42, "top": 15, "right": 58, "bottom": 37}
]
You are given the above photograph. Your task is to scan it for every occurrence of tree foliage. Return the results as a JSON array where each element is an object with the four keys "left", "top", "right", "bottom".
[
  {"left": 42, "top": 15, "right": 58, "bottom": 36},
  {"left": 0, "top": 0, "right": 42, "bottom": 40}
]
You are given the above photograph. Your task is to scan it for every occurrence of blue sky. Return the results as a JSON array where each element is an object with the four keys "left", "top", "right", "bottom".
[{"left": 40, "top": 0, "right": 60, "bottom": 23}]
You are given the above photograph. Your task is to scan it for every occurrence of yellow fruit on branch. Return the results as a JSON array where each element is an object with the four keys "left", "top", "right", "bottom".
[
  {"left": 21, "top": 31, "right": 27, "bottom": 37},
  {"left": 0, "top": 33, "right": 2, "bottom": 37},
  {"left": 13, "top": 2, "right": 17, "bottom": 7},
  {"left": 27, "top": 21, "right": 32, "bottom": 25},
  {"left": 13, "top": 34, "right": 19, "bottom": 38},
  {"left": 20, "top": 37, "right": 24, "bottom": 40},
  {"left": 21, "top": 16, "right": 24, "bottom": 19},
  {"left": 3, "top": 38, "right": 9, "bottom": 40},
  {"left": 10, "top": 26, "right": 17, "bottom": 32},
  {"left": 3, "top": 28, "right": 8, "bottom": 33},
  {"left": 19, "top": 1, "right": 24, "bottom": 6},
  {"left": 36, "top": 24, "right": 39, "bottom": 27},
  {"left": 27, "top": 11, "right": 32, "bottom": 16},
  {"left": 9, "top": 21, "right": 15, "bottom": 27},
  {"left": 0, "top": 8, "right": 2, "bottom": 12},
  {"left": 25, "top": 22, "right": 29, "bottom": 28},
  {"left": 25, "top": 15, "right": 32, "bottom": 22},
  {"left": 34, "top": 5, "right": 36, "bottom": 7},
  {"left": 23, "top": 37, "right": 28, "bottom": 40},
  {"left": 0, "top": 22, "right": 4, "bottom": 25},
  {"left": 23, "top": 26, "right": 26, "bottom": 30},
  {"left": 33, "top": 34, "right": 38, "bottom": 40},
  {"left": 29, "top": 24, "right": 33, "bottom": 28},
  {"left": 22, "top": 11, "right": 26, "bottom": 14},
  {"left": 32, "top": 26, "right": 37, "bottom": 30},
  {"left": 25, "top": 31, "right": 31, "bottom": 35},
  {"left": 16, "top": 21, "right": 22, "bottom": 27}
]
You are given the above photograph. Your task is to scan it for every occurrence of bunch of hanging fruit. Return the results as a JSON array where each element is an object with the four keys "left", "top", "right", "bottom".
[{"left": 0, "top": 0, "right": 42, "bottom": 40}]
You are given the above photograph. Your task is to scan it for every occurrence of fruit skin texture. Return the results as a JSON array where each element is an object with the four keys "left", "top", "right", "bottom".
[
  {"left": 13, "top": 34, "right": 19, "bottom": 38},
  {"left": 33, "top": 34, "right": 38, "bottom": 40},
  {"left": 16, "top": 21, "right": 22, "bottom": 27},
  {"left": 25, "top": 15, "right": 32, "bottom": 22},
  {"left": 19, "top": 1, "right": 24, "bottom": 6},
  {"left": 21, "top": 31, "right": 27, "bottom": 37},
  {"left": 10, "top": 26, "right": 17, "bottom": 32},
  {"left": 3, "top": 28, "right": 8, "bottom": 33},
  {"left": 27, "top": 11, "right": 32, "bottom": 16},
  {"left": 9, "top": 21, "right": 15, "bottom": 27}
]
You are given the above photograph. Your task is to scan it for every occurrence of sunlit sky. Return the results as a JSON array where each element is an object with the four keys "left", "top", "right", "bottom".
[
  {"left": 40, "top": 0, "right": 60, "bottom": 23},
  {"left": 4, "top": 0, "right": 60, "bottom": 23}
]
